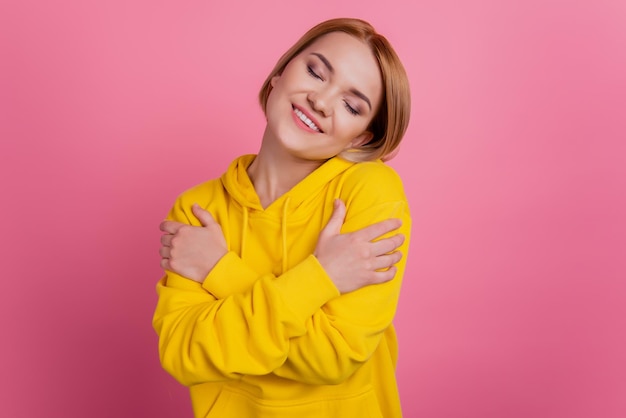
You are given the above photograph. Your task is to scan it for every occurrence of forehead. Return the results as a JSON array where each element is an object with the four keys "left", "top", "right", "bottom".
[{"left": 300, "top": 32, "right": 382, "bottom": 100}]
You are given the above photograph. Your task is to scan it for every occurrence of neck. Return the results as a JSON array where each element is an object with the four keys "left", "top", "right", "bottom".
[{"left": 247, "top": 126, "right": 325, "bottom": 208}]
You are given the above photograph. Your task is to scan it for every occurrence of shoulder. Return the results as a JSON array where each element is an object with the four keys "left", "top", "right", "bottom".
[
  {"left": 175, "top": 178, "right": 224, "bottom": 207},
  {"left": 340, "top": 161, "right": 407, "bottom": 202},
  {"left": 166, "top": 177, "right": 225, "bottom": 224},
  {"left": 338, "top": 161, "right": 411, "bottom": 229}
]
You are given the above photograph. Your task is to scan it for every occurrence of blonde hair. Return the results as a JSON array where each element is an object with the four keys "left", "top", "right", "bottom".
[{"left": 259, "top": 18, "right": 411, "bottom": 162}]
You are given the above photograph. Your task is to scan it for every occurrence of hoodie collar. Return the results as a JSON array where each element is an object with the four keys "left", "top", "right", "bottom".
[{"left": 220, "top": 154, "right": 355, "bottom": 215}]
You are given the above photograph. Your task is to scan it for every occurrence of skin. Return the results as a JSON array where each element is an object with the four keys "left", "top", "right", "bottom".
[
  {"left": 160, "top": 32, "right": 404, "bottom": 294},
  {"left": 249, "top": 31, "right": 384, "bottom": 207}
]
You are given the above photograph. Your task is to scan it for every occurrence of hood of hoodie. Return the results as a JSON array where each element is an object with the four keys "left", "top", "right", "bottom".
[
  {"left": 219, "top": 154, "right": 356, "bottom": 274},
  {"left": 220, "top": 154, "right": 355, "bottom": 216}
]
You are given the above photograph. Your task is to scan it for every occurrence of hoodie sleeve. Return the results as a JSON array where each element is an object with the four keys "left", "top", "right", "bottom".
[
  {"left": 271, "top": 199, "right": 411, "bottom": 384},
  {"left": 153, "top": 264, "right": 341, "bottom": 386},
  {"left": 153, "top": 163, "right": 412, "bottom": 386},
  {"left": 258, "top": 163, "right": 413, "bottom": 384},
  {"left": 152, "top": 197, "right": 341, "bottom": 386}
]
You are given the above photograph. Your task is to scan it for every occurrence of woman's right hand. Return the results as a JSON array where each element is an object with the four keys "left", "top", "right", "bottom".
[
  {"left": 159, "top": 204, "right": 228, "bottom": 283},
  {"left": 314, "top": 199, "right": 405, "bottom": 294}
]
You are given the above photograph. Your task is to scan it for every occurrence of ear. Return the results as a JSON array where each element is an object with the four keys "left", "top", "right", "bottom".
[
  {"left": 348, "top": 131, "right": 374, "bottom": 149},
  {"left": 270, "top": 75, "right": 280, "bottom": 88}
]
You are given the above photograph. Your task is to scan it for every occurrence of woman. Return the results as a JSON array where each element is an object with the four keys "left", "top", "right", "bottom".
[{"left": 153, "top": 18, "right": 412, "bottom": 417}]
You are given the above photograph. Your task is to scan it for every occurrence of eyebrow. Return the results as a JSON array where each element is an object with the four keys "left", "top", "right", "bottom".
[{"left": 310, "top": 52, "right": 372, "bottom": 111}]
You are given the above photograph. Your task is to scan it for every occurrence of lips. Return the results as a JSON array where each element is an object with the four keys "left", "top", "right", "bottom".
[{"left": 292, "top": 105, "right": 324, "bottom": 133}]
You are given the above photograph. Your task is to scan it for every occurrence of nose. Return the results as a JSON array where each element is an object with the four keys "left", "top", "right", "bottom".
[{"left": 307, "top": 89, "right": 333, "bottom": 117}]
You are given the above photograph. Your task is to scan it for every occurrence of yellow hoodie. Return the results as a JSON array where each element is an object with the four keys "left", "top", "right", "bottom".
[{"left": 153, "top": 155, "right": 411, "bottom": 418}]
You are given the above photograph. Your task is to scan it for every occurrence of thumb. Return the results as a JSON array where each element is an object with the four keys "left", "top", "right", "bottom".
[
  {"left": 192, "top": 203, "right": 216, "bottom": 227},
  {"left": 321, "top": 199, "right": 346, "bottom": 236}
]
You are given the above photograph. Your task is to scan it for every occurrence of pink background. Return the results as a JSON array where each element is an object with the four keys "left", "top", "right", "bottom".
[{"left": 2, "top": 0, "right": 625, "bottom": 417}]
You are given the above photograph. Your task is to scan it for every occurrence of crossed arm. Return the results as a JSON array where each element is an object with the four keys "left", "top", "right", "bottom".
[
  {"left": 153, "top": 196, "right": 410, "bottom": 386},
  {"left": 159, "top": 199, "right": 405, "bottom": 293}
]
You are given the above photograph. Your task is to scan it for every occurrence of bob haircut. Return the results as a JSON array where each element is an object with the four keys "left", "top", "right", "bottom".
[{"left": 259, "top": 18, "right": 411, "bottom": 162}]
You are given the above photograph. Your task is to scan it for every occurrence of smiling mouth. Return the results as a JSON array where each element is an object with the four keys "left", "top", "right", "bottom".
[{"left": 293, "top": 106, "right": 323, "bottom": 133}]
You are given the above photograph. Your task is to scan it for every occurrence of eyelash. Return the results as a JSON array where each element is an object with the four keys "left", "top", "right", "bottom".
[
  {"left": 344, "top": 102, "right": 359, "bottom": 115},
  {"left": 306, "top": 65, "right": 361, "bottom": 116},
  {"left": 307, "top": 66, "right": 322, "bottom": 80}
]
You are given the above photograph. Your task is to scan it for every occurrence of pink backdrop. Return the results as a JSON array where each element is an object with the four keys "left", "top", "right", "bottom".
[{"left": 2, "top": 0, "right": 625, "bottom": 417}]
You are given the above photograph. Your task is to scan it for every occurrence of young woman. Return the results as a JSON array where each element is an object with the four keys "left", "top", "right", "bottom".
[{"left": 153, "top": 18, "right": 412, "bottom": 417}]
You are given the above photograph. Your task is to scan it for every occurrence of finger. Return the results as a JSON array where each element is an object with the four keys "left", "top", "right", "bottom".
[
  {"left": 160, "top": 220, "right": 186, "bottom": 234},
  {"left": 160, "top": 234, "right": 173, "bottom": 246},
  {"left": 192, "top": 203, "right": 216, "bottom": 228},
  {"left": 370, "top": 251, "right": 403, "bottom": 271},
  {"left": 160, "top": 258, "right": 170, "bottom": 270},
  {"left": 369, "top": 233, "right": 405, "bottom": 256},
  {"left": 159, "top": 246, "right": 170, "bottom": 259},
  {"left": 321, "top": 199, "right": 346, "bottom": 237},
  {"left": 369, "top": 266, "right": 397, "bottom": 285},
  {"left": 355, "top": 218, "right": 402, "bottom": 242}
]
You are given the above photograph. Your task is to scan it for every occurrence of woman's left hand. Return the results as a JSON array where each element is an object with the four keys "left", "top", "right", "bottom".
[{"left": 159, "top": 204, "right": 228, "bottom": 283}]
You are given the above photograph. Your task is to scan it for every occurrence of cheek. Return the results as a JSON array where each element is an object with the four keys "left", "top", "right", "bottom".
[
  {"left": 265, "top": 80, "right": 288, "bottom": 112},
  {"left": 263, "top": 90, "right": 284, "bottom": 127},
  {"left": 335, "top": 115, "right": 369, "bottom": 138}
]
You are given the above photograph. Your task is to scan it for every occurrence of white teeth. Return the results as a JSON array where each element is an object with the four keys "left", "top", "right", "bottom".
[{"left": 294, "top": 108, "right": 321, "bottom": 132}]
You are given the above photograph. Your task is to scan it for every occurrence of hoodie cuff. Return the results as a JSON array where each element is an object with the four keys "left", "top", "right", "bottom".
[
  {"left": 272, "top": 255, "right": 340, "bottom": 323},
  {"left": 202, "top": 251, "right": 258, "bottom": 299}
]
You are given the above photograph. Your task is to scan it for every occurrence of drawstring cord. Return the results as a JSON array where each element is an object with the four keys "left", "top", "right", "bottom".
[
  {"left": 281, "top": 197, "right": 290, "bottom": 274},
  {"left": 241, "top": 206, "right": 248, "bottom": 262}
]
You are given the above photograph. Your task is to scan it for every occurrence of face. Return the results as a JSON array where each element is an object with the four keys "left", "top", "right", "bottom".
[{"left": 264, "top": 31, "right": 384, "bottom": 162}]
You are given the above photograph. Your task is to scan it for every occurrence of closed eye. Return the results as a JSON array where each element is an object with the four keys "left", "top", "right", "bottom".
[
  {"left": 344, "top": 101, "right": 360, "bottom": 116},
  {"left": 307, "top": 66, "right": 323, "bottom": 81}
]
